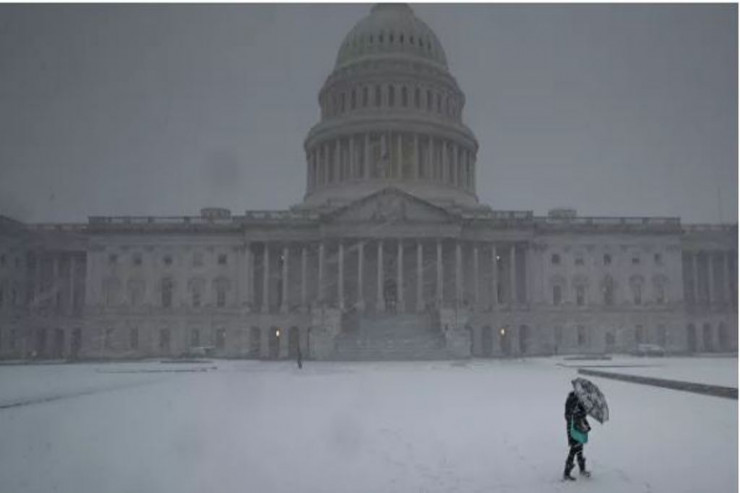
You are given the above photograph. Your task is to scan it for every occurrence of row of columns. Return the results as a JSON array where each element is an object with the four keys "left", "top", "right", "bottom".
[
  {"left": 687, "top": 250, "right": 735, "bottom": 305},
  {"left": 307, "top": 133, "right": 476, "bottom": 192},
  {"left": 252, "top": 239, "right": 526, "bottom": 313}
]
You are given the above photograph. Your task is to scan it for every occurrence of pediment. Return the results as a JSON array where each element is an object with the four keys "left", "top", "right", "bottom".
[{"left": 325, "top": 188, "right": 457, "bottom": 225}]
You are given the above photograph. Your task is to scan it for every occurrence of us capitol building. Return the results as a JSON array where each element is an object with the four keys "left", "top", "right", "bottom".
[{"left": 0, "top": 4, "right": 736, "bottom": 360}]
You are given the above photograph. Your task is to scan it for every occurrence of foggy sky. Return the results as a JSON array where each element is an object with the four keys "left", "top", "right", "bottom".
[{"left": 0, "top": 4, "right": 736, "bottom": 224}]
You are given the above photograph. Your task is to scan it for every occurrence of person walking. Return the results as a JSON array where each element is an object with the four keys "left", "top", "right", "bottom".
[
  {"left": 296, "top": 343, "right": 303, "bottom": 369},
  {"left": 564, "top": 389, "right": 591, "bottom": 480}
]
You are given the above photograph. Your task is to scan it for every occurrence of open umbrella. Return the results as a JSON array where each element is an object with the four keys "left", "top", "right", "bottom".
[{"left": 572, "top": 377, "right": 609, "bottom": 424}]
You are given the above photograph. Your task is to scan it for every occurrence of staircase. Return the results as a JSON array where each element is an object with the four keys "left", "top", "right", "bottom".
[{"left": 330, "top": 312, "right": 450, "bottom": 361}]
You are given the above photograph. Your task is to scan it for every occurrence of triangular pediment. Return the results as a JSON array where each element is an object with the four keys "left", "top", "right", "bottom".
[{"left": 325, "top": 188, "right": 457, "bottom": 225}]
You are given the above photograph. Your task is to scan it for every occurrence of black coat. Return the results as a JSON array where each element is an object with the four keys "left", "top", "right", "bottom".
[{"left": 565, "top": 391, "right": 591, "bottom": 434}]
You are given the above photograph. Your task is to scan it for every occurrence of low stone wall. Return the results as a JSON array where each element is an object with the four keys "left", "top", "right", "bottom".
[{"left": 578, "top": 368, "right": 738, "bottom": 400}]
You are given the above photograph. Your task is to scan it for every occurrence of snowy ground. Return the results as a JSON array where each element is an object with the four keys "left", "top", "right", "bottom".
[{"left": 0, "top": 358, "right": 736, "bottom": 493}]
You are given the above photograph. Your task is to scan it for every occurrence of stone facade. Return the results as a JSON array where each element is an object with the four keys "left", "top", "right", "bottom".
[{"left": 0, "top": 5, "right": 736, "bottom": 360}]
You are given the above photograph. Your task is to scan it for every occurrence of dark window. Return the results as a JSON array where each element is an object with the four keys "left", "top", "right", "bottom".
[
  {"left": 603, "top": 254, "right": 612, "bottom": 265},
  {"left": 399, "top": 33, "right": 404, "bottom": 44},
  {"left": 437, "top": 93, "right": 442, "bottom": 112},
  {"left": 108, "top": 254, "right": 118, "bottom": 265},
  {"left": 163, "top": 255, "right": 172, "bottom": 266},
  {"left": 191, "top": 329, "right": 200, "bottom": 348},
  {"left": 401, "top": 86, "right": 408, "bottom": 107},
  {"left": 388, "top": 85, "right": 395, "bottom": 106},
  {"left": 414, "top": 87, "right": 420, "bottom": 108},
  {"left": 104, "top": 327, "right": 114, "bottom": 350},
  {"left": 575, "top": 256, "right": 584, "bottom": 266},
  {"left": 130, "top": 327, "right": 139, "bottom": 350},
  {"left": 192, "top": 252, "right": 203, "bottom": 267},
  {"left": 551, "top": 254, "right": 560, "bottom": 265},
  {"left": 632, "top": 256, "right": 640, "bottom": 265},
  {"left": 635, "top": 325, "right": 645, "bottom": 344},
  {"left": 162, "top": 278, "right": 173, "bottom": 308},
  {"left": 375, "top": 85, "right": 382, "bottom": 106},
  {"left": 362, "top": 86, "right": 369, "bottom": 107},
  {"left": 553, "top": 285, "right": 562, "bottom": 305},
  {"left": 427, "top": 90, "right": 432, "bottom": 109},
  {"left": 159, "top": 329, "right": 170, "bottom": 352},
  {"left": 215, "top": 328, "right": 226, "bottom": 350},
  {"left": 0, "top": 254, "right": 5, "bottom": 266},
  {"left": 379, "top": 32, "right": 384, "bottom": 43},
  {"left": 389, "top": 32, "right": 394, "bottom": 43},
  {"left": 218, "top": 254, "right": 227, "bottom": 265},
  {"left": 132, "top": 253, "right": 142, "bottom": 266},
  {"left": 654, "top": 253, "right": 662, "bottom": 265},
  {"left": 192, "top": 289, "right": 201, "bottom": 308},
  {"left": 633, "top": 284, "right": 642, "bottom": 305},
  {"left": 576, "top": 286, "right": 585, "bottom": 306},
  {"left": 216, "top": 286, "right": 226, "bottom": 308},
  {"left": 351, "top": 89, "right": 356, "bottom": 109},
  {"left": 577, "top": 326, "right": 586, "bottom": 346}
]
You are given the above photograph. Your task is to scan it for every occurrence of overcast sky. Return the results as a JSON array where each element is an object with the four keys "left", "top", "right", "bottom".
[{"left": 0, "top": 3, "right": 736, "bottom": 224}]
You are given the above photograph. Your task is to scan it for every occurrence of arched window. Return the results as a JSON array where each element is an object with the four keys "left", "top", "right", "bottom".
[
  {"left": 602, "top": 275, "right": 615, "bottom": 306},
  {"left": 388, "top": 85, "right": 395, "bottom": 107},
  {"left": 401, "top": 86, "right": 408, "bottom": 107},
  {"left": 362, "top": 86, "right": 369, "bottom": 107},
  {"left": 553, "top": 285, "right": 562, "bottom": 305},
  {"left": 630, "top": 275, "right": 644, "bottom": 305},
  {"left": 351, "top": 89, "right": 356, "bottom": 109},
  {"left": 575, "top": 285, "right": 586, "bottom": 306},
  {"left": 375, "top": 85, "right": 382, "bottom": 107},
  {"left": 414, "top": 87, "right": 420, "bottom": 108},
  {"left": 653, "top": 275, "right": 667, "bottom": 304},
  {"left": 213, "top": 277, "right": 230, "bottom": 308},
  {"left": 577, "top": 325, "right": 586, "bottom": 347}
]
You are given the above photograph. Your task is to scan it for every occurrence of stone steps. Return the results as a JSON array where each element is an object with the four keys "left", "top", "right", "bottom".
[{"left": 330, "top": 313, "right": 450, "bottom": 361}]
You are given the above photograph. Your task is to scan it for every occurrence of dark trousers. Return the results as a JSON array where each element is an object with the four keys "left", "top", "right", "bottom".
[{"left": 565, "top": 425, "right": 586, "bottom": 472}]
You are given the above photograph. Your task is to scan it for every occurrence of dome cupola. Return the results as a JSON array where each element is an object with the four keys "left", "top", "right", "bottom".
[{"left": 302, "top": 4, "right": 479, "bottom": 210}]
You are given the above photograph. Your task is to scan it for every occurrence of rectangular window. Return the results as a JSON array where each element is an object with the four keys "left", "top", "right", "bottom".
[
  {"left": 575, "top": 256, "right": 584, "bottom": 266},
  {"left": 551, "top": 254, "right": 560, "bottom": 265},
  {"left": 553, "top": 285, "right": 562, "bottom": 305},
  {"left": 132, "top": 253, "right": 142, "bottom": 266},
  {"left": 654, "top": 253, "right": 663, "bottom": 265},
  {"left": 218, "top": 254, "right": 227, "bottom": 266},
  {"left": 162, "top": 279, "right": 173, "bottom": 308},
  {"left": 634, "top": 284, "right": 642, "bottom": 305},
  {"left": 108, "top": 254, "right": 118, "bottom": 265},
  {"left": 576, "top": 286, "right": 585, "bottom": 306},
  {"left": 217, "top": 287, "right": 226, "bottom": 308},
  {"left": 191, "top": 329, "right": 200, "bottom": 348},
  {"left": 632, "top": 256, "right": 640, "bottom": 265},
  {"left": 130, "top": 327, "right": 139, "bottom": 350},
  {"left": 159, "top": 329, "right": 170, "bottom": 352},
  {"left": 215, "top": 328, "right": 226, "bottom": 349},
  {"left": 603, "top": 254, "right": 612, "bottom": 265},
  {"left": 192, "top": 289, "right": 201, "bottom": 308},
  {"left": 0, "top": 254, "right": 5, "bottom": 266},
  {"left": 577, "top": 325, "right": 586, "bottom": 347},
  {"left": 104, "top": 328, "right": 114, "bottom": 350},
  {"left": 163, "top": 255, "right": 173, "bottom": 266}
]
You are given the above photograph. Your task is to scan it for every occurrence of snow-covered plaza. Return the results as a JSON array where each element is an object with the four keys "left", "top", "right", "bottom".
[{"left": 0, "top": 356, "right": 736, "bottom": 493}]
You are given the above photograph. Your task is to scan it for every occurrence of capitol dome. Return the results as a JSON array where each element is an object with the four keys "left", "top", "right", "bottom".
[
  {"left": 302, "top": 3, "right": 479, "bottom": 210},
  {"left": 334, "top": 4, "right": 448, "bottom": 70}
]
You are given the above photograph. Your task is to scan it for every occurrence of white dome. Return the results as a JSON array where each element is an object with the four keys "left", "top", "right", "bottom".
[{"left": 335, "top": 4, "right": 448, "bottom": 69}]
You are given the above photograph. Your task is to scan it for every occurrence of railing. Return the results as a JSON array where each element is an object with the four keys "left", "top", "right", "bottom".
[
  {"left": 683, "top": 224, "right": 737, "bottom": 232},
  {"left": 538, "top": 216, "right": 680, "bottom": 226}
]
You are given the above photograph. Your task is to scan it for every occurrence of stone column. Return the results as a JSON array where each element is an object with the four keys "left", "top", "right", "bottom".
[
  {"left": 396, "top": 132, "right": 403, "bottom": 179},
  {"left": 416, "top": 241, "right": 424, "bottom": 311},
  {"left": 707, "top": 251, "right": 715, "bottom": 305},
  {"left": 349, "top": 134, "right": 355, "bottom": 179},
  {"left": 451, "top": 142, "right": 457, "bottom": 186},
  {"left": 491, "top": 244, "right": 498, "bottom": 308},
  {"left": 318, "top": 242, "right": 325, "bottom": 304},
  {"left": 322, "top": 143, "right": 329, "bottom": 185},
  {"left": 413, "top": 133, "right": 419, "bottom": 180},
  {"left": 301, "top": 245, "right": 307, "bottom": 311},
  {"left": 473, "top": 244, "right": 479, "bottom": 309},
  {"left": 692, "top": 252, "right": 699, "bottom": 304},
  {"left": 397, "top": 240, "right": 404, "bottom": 311},
  {"left": 338, "top": 242, "right": 345, "bottom": 310},
  {"left": 281, "top": 245, "right": 289, "bottom": 313},
  {"left": 429, "top": 137, "right": 436, "bottom": 181},
  {"left": 441, "top": 140, "right": 448, "bottom": 183},
  {"left": 377, "top": 240, "right": 385, "bottom": 312},
  {"left": 334, "top": 138, "right": 341, "bottom": 181},
  {"left": 357, "top": 241, "right": 365, "bottom": 310},
  {"left": 68, "top": 255, "right": 76, "bottom": 314},
  {"left": 262, "top": 243, "right": 270, "bottom": 312},
  {"left": 364, "top": 133, "right": 371, "bottom": 179},
  {"left": 455, "top": 241, "right": 462, "bottom": 308},
  {"left": 436, "top": 240, "right": 443, "bottom": 307}
]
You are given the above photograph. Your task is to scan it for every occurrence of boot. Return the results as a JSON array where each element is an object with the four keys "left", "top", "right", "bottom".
[
  {"left": 563, "top": 463, "right": 576, "bottom": 481},
  {"left": 578, "top": 458, "right": 590, "bottom": 477}
]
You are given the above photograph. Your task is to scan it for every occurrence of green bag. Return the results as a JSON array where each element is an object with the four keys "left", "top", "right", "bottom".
[{"left": 570, "top": 418, "right": 589, "bottom": 444}]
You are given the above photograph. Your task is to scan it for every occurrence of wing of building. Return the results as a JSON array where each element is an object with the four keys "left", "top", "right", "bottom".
[{"left": 1, "top": 4, "right": 736, "bottom": 360}]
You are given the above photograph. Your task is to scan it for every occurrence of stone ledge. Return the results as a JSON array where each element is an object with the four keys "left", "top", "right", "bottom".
[{"left": 577, "top": 368, "right": 738, "bottom": 400}]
